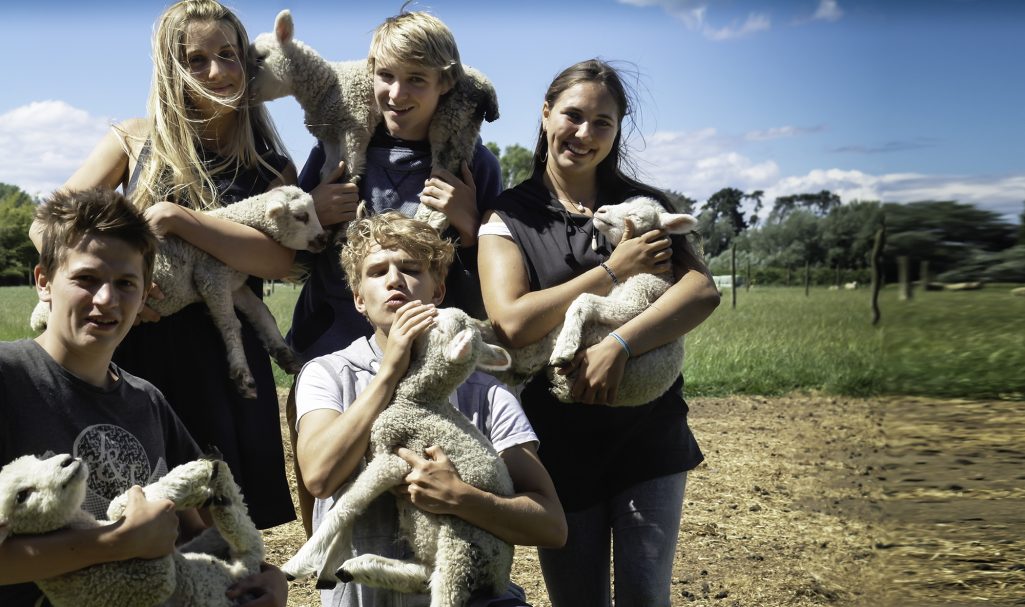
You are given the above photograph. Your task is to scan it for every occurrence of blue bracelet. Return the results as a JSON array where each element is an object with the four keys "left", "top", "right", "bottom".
[
  {"left": 600, "top": 262, "right": 620, "bottom": 286},
  {"left": 608, "top": 331, "right": 633, "bottom": 358}
]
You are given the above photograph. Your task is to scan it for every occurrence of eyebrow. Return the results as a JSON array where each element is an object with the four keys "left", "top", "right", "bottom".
[{"left": 563, "top": 105, "right": 616, "bottom": 122}]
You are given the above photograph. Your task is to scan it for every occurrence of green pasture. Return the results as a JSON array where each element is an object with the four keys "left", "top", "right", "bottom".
[{"left": 3, "top": 284, "right": 1022, "bottom": 400}]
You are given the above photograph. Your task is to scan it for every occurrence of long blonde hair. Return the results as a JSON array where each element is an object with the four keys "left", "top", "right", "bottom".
[{"left": 132, "top": 0, "right": 286, "bottom": 211}]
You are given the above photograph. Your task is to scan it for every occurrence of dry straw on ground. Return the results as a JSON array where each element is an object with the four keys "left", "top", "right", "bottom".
[{"left": 263, "top": 390, "right": 1024, "bottom": 606}]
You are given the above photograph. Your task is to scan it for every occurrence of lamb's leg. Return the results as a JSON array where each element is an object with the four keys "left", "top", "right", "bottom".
[
  {"left": 335, "top": 554, "right": 431, "bottom": 593},
  {"left": 282, "top": 453, "right": 411, "bottom": 588},
  {"left": 550, "top": 285, "right": 654, "bottom": 366},
  {"left": 204, "top": 460, "right": 265, "bottom": 573},
  {"left": 232, "top": 287, "right": 302, "bottom": 374},
  {"left": 106, "top": 459, "right": 217, "bottom": 520},
  {"left": 200, "top": 281, "right": 257, "bottom": 399},
  {"left": 430, "top": 531, "right": 480, "bottom": 607}
]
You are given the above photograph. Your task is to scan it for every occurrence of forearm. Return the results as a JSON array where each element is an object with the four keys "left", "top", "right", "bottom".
[
  {"left": 160, "top": 206, "right": 296, "bottom": 279},
  {"left": 0, "top": 524, "right": 129, "bottom": 585},
  {"left": 613, "top": 266, "right": 720, "bottom": 356},
  {"left": 297, "top": 370, "right": 402, "bottom": 498},
  {"left": 448, "top": 485, "right": 566, "bottom": 548}
]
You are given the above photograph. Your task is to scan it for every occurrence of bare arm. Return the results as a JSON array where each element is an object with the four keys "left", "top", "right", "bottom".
[
  {"left": 296, "top": 302, "right": 438, "bottom": 499},
  {"left": 0, "top": 487, "right": 177, "bottom": 585},
  {"left": 395, "top": 443, "right": 567, "bottom": 548},
  {"left": 478, "top": 211, "right": 671, "bottom": 348}
]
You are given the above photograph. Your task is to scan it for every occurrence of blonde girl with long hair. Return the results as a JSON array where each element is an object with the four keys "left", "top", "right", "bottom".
[{"left": 55, "top": 0, "right": 298, "bottom": 533}]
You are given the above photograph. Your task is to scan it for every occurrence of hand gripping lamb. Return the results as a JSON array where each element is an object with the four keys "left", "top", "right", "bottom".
[
  {"left": 282, "top": 307, "right": 515, "bottom": 606},
  {"left": 30, "top": 185, "right": 329, "bottom": 398},
  {"left": 488, "top": 196, "right": 698, "bottom": 406},
  {"left": 249, "top": 9, "right": 500, "bottom": 233},
  {"left": 0, "top": 454, "right": 263, "bottom": 607}
]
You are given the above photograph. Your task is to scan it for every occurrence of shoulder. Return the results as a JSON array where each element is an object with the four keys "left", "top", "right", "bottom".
[
  {"left": 115, "top": 118, "right": 150, "bottom": 160},
  {"left": 472, "top": 142, "right": 500, "bottom": 171}
]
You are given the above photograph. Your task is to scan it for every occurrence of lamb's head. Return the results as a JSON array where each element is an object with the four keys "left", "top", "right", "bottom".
[
  {"left": 264, "top": 186, "right": 330, "bottom": 253},
  {"left": 0, "top": 454, "right": 88, "bottom": 542},
  {"left": 249, "top": 10, "right": 303, "bottom": 103},
  {"left": 399, "top": 308, "right": 512, "bottom": 401},
  {"left": 593, "top": 196, "right": 697, "bottom": 245}
]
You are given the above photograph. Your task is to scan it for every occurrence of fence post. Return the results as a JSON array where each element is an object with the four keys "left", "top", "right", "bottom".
[
  {"left": 804, "top": 260, "right": 810, "bottom": 297},
  {"left": 897, "top": 255, "right": 913, "bottom": 301},
  {"left": 870, "top": 224, "right": 886, "bottom": 325},
  {"left": 731, "top": 244, "right": 737, "bottom": 309}
]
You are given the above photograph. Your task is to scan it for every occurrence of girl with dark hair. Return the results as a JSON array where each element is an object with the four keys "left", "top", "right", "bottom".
[{"left": 478, "top": 59, "right": 720, "bottom": 606}]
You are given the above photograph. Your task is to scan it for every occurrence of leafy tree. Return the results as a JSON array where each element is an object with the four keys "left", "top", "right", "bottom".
[
  {"left": 697, "top": 187, "right": 763, "bottom": 258},
  {"left": 768, "top": 190, "right": 841, "bottom": 223},
  {"left": 883, "top": 200, "right": 1016, "bottom": 279},
  {"left": 663, "top": 189, "right": 697, "bottom": 214},
  {"left": 820, "top": 201, "right": 883, "bottom": 271},
  {"left": 485, "top": 142, "right": 534, "bottom": 189},
  {"left": 0, "top": 183, "right": 37, "bottom": 285}
]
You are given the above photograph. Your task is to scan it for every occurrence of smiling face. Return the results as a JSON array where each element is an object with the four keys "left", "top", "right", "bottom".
[
  {"left": 373, "top": 60, "right": 452, "bottom": 141},
  {"left": 354, "top": 244, "right": 445, "bottom": 338},
  {"left": 183, "top": 19, "right": 245, "bottom": 117},
  {"left": 36, "top": 234, "right": 147, "bottom": 366},
  {"left": 542, "top": 81, "right": 622, "bottom": 179}
]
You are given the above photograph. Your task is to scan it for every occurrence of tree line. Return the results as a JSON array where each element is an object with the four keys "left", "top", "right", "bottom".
[{"left": 1, "top": 154, "right": 1023, "bottom": 288}]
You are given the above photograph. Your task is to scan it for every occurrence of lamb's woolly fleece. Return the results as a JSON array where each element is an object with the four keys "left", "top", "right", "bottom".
[
  {"left": 29, "top": 185, "right": 328, "bottom": 399},
  {"left": 282, "top": 307, "right": 516, "bottom": 606},
  {"left": 0, "top": 454, "right": 263, "bottom": 607},
  {"left": 486, "top": 196, "right": 698, "bottom": 407},
  {"left": 250, "top": 9, "right": 499, "bottom": 233}
]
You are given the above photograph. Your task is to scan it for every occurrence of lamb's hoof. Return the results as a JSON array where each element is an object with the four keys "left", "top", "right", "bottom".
[
  {"left": 315, "top": 579, "right": 337, "bottom": 590},
  {"left": 335, "top": 568, "right": 354, "bottom": 583},
  {"left": 274, "top": 350, "right": 303, "bottom": 375},
  {"left": 285, "top": 574, "right": 296, "bottom": 582},
  {"left": 549, "top": 353, "right": 571, "bottom": 367},
  {"left": 231, "top": 369, "right": 258, "bottom": 399}
]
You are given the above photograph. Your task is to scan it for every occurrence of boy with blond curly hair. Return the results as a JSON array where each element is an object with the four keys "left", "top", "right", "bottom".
[{"left": 294, "top": 212, "right": 565, "bottom": 606}]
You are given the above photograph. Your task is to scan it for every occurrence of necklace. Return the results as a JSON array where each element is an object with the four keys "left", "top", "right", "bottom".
[{"left": 551, "top": 192, "right": 592, "bottom": 215}]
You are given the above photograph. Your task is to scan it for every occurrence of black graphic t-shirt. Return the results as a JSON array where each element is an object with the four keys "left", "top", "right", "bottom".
[{"left": 0, "top": 340, "right": 201, "bottom": 606}]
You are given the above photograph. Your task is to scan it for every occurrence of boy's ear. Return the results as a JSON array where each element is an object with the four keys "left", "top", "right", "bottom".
[
  {"left": 34, "top": 266, "right": 52, "bottom": 303},
  {"left": 353, "top": 290, "right": 366, "bottom": 316},
  {"left": 432, "top": 281, "right": 446, "bottom": 306}
]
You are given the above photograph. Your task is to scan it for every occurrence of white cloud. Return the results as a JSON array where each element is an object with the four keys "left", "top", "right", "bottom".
[
  {"left": 0, "top": 101, "right": 111, "bottom": 197},
  {"left": 633, "top": 128, "right": 1024, "bottom": 221},
  {"left": 745, "top": 124, "right": 824, "bottom": 141},
  {"left": 616, "top": 0, "right": 770, "bottom": 40},
  {"left": 703, "top": 12, "right": 771, "bottom": 40},
  {"left": 812, "top": 0, "right": 844, "bottom": 22},
  {"left": 632, "top": 128, "right": 780, "bottom": 198}
]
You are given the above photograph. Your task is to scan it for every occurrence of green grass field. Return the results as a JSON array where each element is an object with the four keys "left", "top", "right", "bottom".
[{"left": 4, "top": 284, "right": 1022, "bottom": 400}]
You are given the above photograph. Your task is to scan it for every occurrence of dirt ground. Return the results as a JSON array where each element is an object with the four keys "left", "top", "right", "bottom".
[{"left": 262, "top": 393, "right": 1025, "bottom": 606}]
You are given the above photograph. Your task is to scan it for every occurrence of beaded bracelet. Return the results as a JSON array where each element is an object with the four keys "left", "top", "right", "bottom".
[
  {"left": 599, "top": 262, "right": 620, "bottom": 286},
  {"left": 608, "top": 331, "right": 633, "bottom": 357}
]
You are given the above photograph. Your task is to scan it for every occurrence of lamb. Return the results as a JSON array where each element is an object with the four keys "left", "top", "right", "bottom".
[
  {"left": 0, "top": 453, "right": 263, "bottom": 607},
  {"left": 282, "top": 307, "right": 516, "bottom": 606},
  {"left": 489, "top": 196, "right": 698, "bottom": 406},
  {"left": 30, "top": 185, "right": 329, "bottom": 398},
  {"left": 249, "top": 9, "right": 500, "bottom": 233}
]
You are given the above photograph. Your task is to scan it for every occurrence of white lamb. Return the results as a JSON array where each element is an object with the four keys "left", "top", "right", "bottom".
[
  {"left": 249, "top": 9, "right": 500, "bottom": 233},
  {"left": 282, "top": 307, "right": 515, "bottom": 606},
  {"left": 0, "top": 453, "right": 263, "bottom": 607},
  {"left": 30, "top": 185, "right": 329, "bottom": 399},
  {"left": 490, "top": 196, "right": 698, "bottom": 406}
]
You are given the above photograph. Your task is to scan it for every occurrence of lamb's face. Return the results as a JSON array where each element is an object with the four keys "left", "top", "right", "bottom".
[
  {"left": 264, "top": 187, "right": 329, "bottom": 252},
  {"left": 248, "top": 10, "right": 298, "bottom": 103},
  {"left": 0, "top": 454, "right": 88, "bottom": 539},
  {"left": 593, "top": 197, "right": 698, "bottom": 244}
]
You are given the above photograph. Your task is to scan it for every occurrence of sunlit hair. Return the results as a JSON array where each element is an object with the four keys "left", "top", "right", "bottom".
[
  {"left": 368, "top": 7, "right": 464, "bottom": 89},
  {"left": 36, "top": 188, "right": 158, "bottom": 287},
  {"left": 534, "top": 59, "right": 704, "bottom": 264},
  {"left": 340, "top": 212, "right": 454, "bottom": 295},
  {"left": 131, "top": 0, "right": 287, "bottom": 211}
]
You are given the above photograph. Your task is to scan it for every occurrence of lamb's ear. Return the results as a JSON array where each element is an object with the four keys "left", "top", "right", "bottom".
[
  {"left": 661, "top": 213, "right": 699, "bottom": 235},
  {"left": 274, "top": 9, "right": 294, "bottom": 45},
  {"left": 476, "top": 342, "right": 512, "bottom": 372},
  {"left": 265, "top": 196, "right": 288, "bottom": 219},
  {"left": 445, "top": 329, "right": 476, "bottom": 364}
]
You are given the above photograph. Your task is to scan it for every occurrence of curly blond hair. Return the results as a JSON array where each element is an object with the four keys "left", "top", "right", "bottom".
[{"left": 340, "top": 212, "right": 454, "bottom": 295}]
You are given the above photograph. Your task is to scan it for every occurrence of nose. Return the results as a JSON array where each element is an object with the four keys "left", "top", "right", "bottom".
[
  {"left": 388, "top": 80, "right": 406, "bottom": 101},
  {"left": 384, "top": 265, "right": 405, "bottom": 289},
  {"left": 576, "top": 121, "right": 592, "bottom": 141},
  {"left": 93, "top": 282, "right": 117, "bottom": 307}
]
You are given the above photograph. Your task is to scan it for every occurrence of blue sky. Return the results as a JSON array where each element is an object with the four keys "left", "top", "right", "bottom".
[{"left": 2, "top": 0, "right": 1023, "bottom": 221}]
